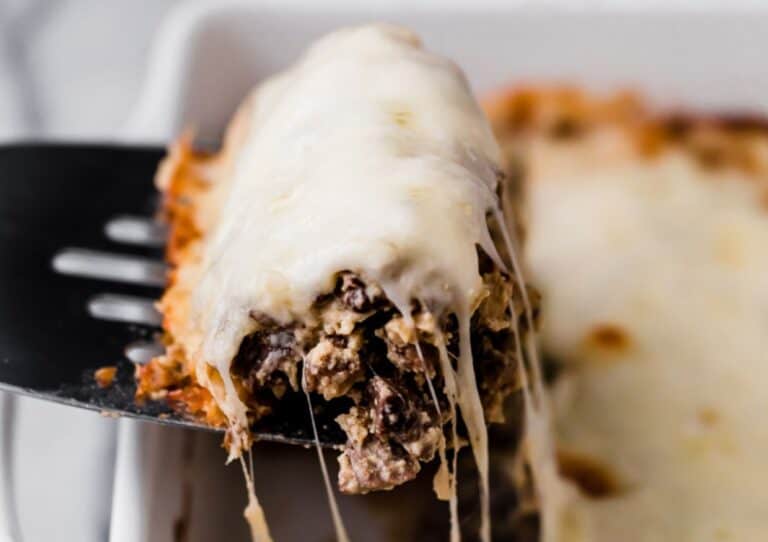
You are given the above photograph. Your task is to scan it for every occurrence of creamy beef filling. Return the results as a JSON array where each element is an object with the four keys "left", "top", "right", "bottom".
[
  {"left": 226, "top": 250, "right": 527, "bottom": 494},
  {"left": 138, "top": 255, "right": 529, "bottom": 496},
  {"left": 137, "top": 239, "right": 531, "bottom": 496}
]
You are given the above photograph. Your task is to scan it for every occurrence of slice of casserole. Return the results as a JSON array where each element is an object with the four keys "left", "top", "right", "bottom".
[
  {"left": 487, "top": 88, "right": 768, "bottom": 541},
  {"left": 137, "top": 25, "right": 544, "bottom": 541}
]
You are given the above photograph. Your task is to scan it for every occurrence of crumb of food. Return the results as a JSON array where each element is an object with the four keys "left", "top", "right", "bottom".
[
  {"left": 94, "top": 366, "right": 117, "bottom": 388},
  {"left": 100, "top": 410, "right": 120, "bottom": 419}
]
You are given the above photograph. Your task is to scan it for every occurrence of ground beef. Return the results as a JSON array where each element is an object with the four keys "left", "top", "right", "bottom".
[
  {"left": 337, "top": 271, "right": 382, "bottom": 312},
  {"left": 370, "top": 376, "right": 415, "bottom": 437},
  {"left": 477, "top": 269, "right": 518, "bottom": 332},
  {"left": 377, "top": 316, "right": 438, "bottom": 375},
  {"left": 370, "top": 377, "right": 441, "bottom": 457},
  {"left": 233, "top": 327, "right": 301, "bottom": 398},
  {"left": 202, "top": 259, "right": 533, "bottom": 495},
  {"left": 337, "top": 407, "right": 422, "bottom": 494},
  {"left": 303, "top": 333, "right": 365, "bottom": 400},
  {"left": 334, "top": 375, "right": 443, "bottom": 494}
]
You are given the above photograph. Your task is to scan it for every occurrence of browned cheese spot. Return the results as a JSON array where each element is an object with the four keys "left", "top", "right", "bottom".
[
  {"left": 558, "top": 449, "right": 624, "bottom": 499},
  {"left": 585, "top": 323, "right": 632, "bottom": 355},
  {"left": 390, "top": 106, "right": 413, "bottom": 128},
  {"left": 698, "top": 407, "right": 720, "bottom": 427}
]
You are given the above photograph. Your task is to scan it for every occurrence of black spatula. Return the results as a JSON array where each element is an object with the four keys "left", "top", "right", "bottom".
[{"left": 0, "top": 143, "right": 344, "bottom": 447}]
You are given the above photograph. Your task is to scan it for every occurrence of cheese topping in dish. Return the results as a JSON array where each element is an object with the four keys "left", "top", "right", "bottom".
[
  {"left": 488, "top": 89, "right": 768, "bottom": 542},
  {"left": 535, "top": 145, "right": 768, "bottom": 542}
]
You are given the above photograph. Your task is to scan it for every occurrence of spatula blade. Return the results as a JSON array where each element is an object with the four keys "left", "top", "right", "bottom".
[{"left": 0, "top": 143, "right": 344, "bottom": 447}]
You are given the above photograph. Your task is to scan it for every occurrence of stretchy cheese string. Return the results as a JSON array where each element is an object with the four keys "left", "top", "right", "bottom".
[
  {"left": 491, "top": 206, "right": 567, "bottom": 542},
  {"left": 391, "top": 294, "right": 489, "bottom": 542},
  {"left": 301, "top": 364, "right": 351, "bottom": 542},
  {"left": 238, "top": 455, "right": 273, "bottom": 542},
  {"left": 414, "top": 336, "right": 456, "bottom": 536},
  {"left": 197, "top": 365, "right": 273, "bottom": 541},
  {"left": 413, "top": 339, "right": 443, "bottom": 428},
  {"left": 413, "top": 339, "right": 453, "bottom": 501},
  {"left": 434, "top": 332, "right": 462, "bottom": 542},
  {"left": 455, "top": 306, "right": 491, "bottom": 542}
]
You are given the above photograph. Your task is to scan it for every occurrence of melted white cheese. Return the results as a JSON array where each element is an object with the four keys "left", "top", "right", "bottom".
[
  {"left": 524, "top": 132, "right": 768, "bottom": 541},
  {"left": 494, "top": 206, "right": 573, "bottom": 542},
  {"left": 239, "top": 455, "right": 273, "bottom": 542},
  {"left": 185, "top": 24, "right": 513, "bottom": 541}
]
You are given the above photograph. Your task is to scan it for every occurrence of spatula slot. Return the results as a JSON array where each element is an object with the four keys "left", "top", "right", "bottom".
[{"left": 52, "top": 248, "right": 167, "bottom": 287}]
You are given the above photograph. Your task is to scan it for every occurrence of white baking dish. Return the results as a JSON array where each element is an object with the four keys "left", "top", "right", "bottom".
[{"left": 112, "top": 3, "right": 768, "bottom": 541}]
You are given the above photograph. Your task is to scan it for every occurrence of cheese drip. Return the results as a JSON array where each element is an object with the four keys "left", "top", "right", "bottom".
[
  {"left": 493, "top": 206, "right": 572, "bottom": 542},
  {"left": 239, "top": 454, "right": 273, "bottom": 542},
  {"left": 182, "top": 23, "right": 516, "bottom": 542},
  {"left": 302, "top": 369, "right": 350, "bottom": 542}
]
